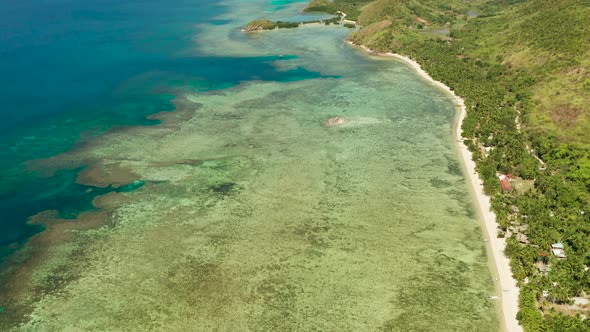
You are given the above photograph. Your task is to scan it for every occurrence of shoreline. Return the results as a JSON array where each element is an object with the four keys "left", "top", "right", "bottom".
[{"left": 347, "top": 41, "right": 522, "bottom": 332}]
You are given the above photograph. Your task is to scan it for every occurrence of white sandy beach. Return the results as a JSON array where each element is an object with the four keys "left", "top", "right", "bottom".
[{"left": 348, "top": 41, "right": 523, "bottom": 332}]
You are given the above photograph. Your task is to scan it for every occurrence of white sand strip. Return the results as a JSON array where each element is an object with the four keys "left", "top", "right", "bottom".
[{"left": 347, "top": 41, "right": 522, "bottom": 332}]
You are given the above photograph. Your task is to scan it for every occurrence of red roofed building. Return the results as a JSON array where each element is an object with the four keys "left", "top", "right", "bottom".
[{"left": 498, "top": 174, "right": 512, "bottom": 192}]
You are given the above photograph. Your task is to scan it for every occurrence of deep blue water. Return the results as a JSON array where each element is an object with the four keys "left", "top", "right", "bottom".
[{"left": 0, "top": 0, "right": 328, "bottom": 259}]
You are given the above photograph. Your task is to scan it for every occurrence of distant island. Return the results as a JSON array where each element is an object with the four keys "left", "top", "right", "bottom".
[{"left": 243, "top": 12, "right": 355, "bottom": 32}]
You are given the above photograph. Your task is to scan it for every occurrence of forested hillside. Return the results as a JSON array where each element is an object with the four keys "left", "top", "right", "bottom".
[{"left": 307, "top": 0, "right": 590, "bottom": 330}]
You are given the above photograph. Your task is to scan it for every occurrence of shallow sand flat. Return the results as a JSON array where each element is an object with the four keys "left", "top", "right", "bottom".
[
  {"left": 7, "top": 2, "right": 500, "bottom": 331},
  {"left": 16, "top": 75, "right": 497, "bottom": 331}
]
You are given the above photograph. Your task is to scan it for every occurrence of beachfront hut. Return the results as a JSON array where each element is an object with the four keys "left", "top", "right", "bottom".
[
  {"left": 551, "top": 242, "right": 567, "bottom": 259},
  {"left": 551, "top": 249, "right": 567, "bottom": 259},
  {"left": 498, "top": 174, "right": 512, "bottom": 192},
  {"left": 552, "top": 242, "right": 564, "bottom": 249}
]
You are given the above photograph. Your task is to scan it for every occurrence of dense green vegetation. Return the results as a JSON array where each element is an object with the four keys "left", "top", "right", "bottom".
[
  {"left": 243, "top": 15, "right": 343, "bottom": 31},
  {"left": 316, "top": 0, "right": 590, "bottom": 330},
  {"left": 304, "top": 0, "right": 373, "bottom": 21},
  {"left": 243, "top": 19, "right": 302, "bottom": 31}
]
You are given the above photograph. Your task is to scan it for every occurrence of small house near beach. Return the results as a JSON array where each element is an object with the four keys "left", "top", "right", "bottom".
[
  {"left": 498, "top": 174, "right": 512, "bottom": 192},
  {"left": 551, "top": 242, "right": 567, "bottom": 259}
]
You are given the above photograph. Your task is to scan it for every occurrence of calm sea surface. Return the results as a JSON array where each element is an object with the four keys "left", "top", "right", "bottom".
[{"left": 0, "top": 0, "right": 325, "bottom": 257}]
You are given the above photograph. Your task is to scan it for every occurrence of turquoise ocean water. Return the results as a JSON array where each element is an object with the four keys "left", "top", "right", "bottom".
[
  {"left": 0, "top": 1, "right": 501, "bottom": 329},
  {"left": 0, "top": 0, "right": 326, "bottom": 258}
]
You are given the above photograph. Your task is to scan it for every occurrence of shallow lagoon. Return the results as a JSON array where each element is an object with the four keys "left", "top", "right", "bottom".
[{"left": 0, "top": 0, "right": 499, "bottom": 330}]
